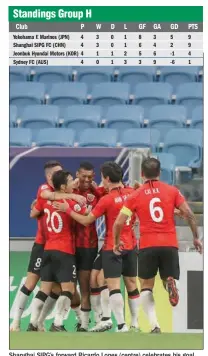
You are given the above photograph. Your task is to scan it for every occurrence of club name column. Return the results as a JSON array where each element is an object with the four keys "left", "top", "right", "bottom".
[{"left": 9, "top": 22, "right": 92, "bottom": 66}]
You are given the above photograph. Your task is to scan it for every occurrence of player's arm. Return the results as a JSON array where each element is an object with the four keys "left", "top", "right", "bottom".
[
  {"left": 175, "top": 190, "right": 202, "bottom": 253},
  {"left": 52, "top": 200, "right": 96, "bottom": 226},
  {"left": 40, "top": 190, "right": 86, "bottom": 206},
  {"left": 113, "top": 193, "right": 136, "bottom": 252}
]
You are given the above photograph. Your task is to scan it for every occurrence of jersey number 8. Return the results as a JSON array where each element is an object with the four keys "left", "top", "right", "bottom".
[
  {"left": 149, "top": 198, "right": 164, "bottom": 223},
  {"left": 44, "top": 208, "right": 63, "bottom": 233}
]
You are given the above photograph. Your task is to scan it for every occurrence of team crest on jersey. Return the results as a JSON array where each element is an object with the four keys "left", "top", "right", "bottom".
[
  {"left": 74, "top": 204, "right": 81, "bottom": 212},
  {"left": 41, "top": 184, "right": 48, "bottom": 190},
  {"left": 87, "top": 194, "right": 95, "bottom": 202}
]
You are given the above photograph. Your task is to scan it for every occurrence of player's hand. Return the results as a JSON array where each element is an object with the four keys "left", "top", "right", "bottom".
[
  {"left": 113, "top": 241, "right": 124, "bottom": 255},
  {"left": 53, "top": 200, "right": 69, "bottom": 212},
  {"left": 72, "top": 178, "right": 80, "bottom": 189},
  {"left": 71, "top": 194, "right": 87, "bottom": 206},
  {"left": 193, "top": 238, "right": 203, "bottom": 254},
  {"left": 91, "top": 181, "right": 98, "bottom": 189},
  {"left": 133, "top": 181, "right": 142, "bottom": 190},
  {"left": 174, "top": 208, "right": 183, "bottom": 218},
  {"left": 30, "top": 199, "right": 37, "bottom": 210}
]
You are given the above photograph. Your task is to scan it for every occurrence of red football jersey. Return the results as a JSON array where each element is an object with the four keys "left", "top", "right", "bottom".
[
  {"left": 73, "top": 188, "right": 101, "bottom": 248},
  {"left": 122, "top": 180, "right": 185, "bottom": 249},
  {"left": 35, "top": 183, "right": 54, "bottom": 245},
  {"left": 35, "top": 199, "right": 86, "bottom": 254},
  {"left": 92, "top": 186, "right": 136, "bottom": 251}
]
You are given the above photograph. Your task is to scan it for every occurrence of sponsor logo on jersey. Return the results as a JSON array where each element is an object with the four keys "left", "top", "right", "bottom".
[
  {"left": 87, "top": 194, "right": 95, "bottom": 202},
  {"left": 115, "top": 197, "right": 122, "bottom": 203},
  {"left": 74, "top": 204, "right": 81, "bottom": 212}
]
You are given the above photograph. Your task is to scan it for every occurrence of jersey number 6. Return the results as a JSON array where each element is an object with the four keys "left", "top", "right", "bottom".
[{"left": 149, "top": 197, "right": 164, "bottom": 223}]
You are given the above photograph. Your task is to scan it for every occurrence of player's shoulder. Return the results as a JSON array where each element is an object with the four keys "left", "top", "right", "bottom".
[
  {"left": 38, "top": 183, "right": 50, "bottom": 192},
  {"left": 159, "top": 181, "right": 177, "bottom": 192}
]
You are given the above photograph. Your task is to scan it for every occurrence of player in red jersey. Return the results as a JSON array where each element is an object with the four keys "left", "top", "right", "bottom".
[
  {"left": 113, "top": 157, "right": 202, "bottom": 333},
  {"left": 53, "top": 162, "right": 140, "bottom": 333},
  {"left": 10, "top": 161, "right": 86, "bottom": 332},
  {"left": 72, "top": 162, "right": 102, "bottom": 331},
  {"left": 28, "top": 170, "right": 87, "bottom": 332}
]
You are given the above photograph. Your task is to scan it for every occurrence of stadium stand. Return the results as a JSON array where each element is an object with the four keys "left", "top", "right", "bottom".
[
  {"left": 79, "top": 128, "right": 118, "bottom": 147},
  {"left": 104, "top": 105, "right": 144, "bottom": 129},
  {"left": 163, "top": 128, "right": 203, "bottom": 168},
  {"left": 36, "top": 128, "right": 75, "bottom": 147},
  {"left": 63, "top": 105, "right": 102, "bottom": 131},
  {"left": 176, "top": 83, "right": 203, "bottom": 116},
  {"left": 116, "top": 66, "right": 157, "bottom": 89},
  {"left": 10, "top": 128, "right": 32, "bottom": 147},
  {"left": 153, "top": 153, "right": 176, "bottom": 185},
  {"left": 160, "top": 66, "right": 198, "bottom": 92},
  {"left": 148, "top": 105, "right": 186, "bottom": 142},
  {"left": 10, "top": 105, "right": 18, "bottom": 127},
  {"left": 120, "top": 128, "right": 160, "bottom": 150},
  {"left": 191, "top": 105, "right": 203, "bottom": 129},
  {"left": 132, "top": 83, "right": 173, "bottom": 117},
  {"left": 9, "top": 66, "right": 203, "bottom": 183}
]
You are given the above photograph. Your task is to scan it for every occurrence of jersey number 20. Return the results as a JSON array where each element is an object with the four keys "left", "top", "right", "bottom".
[
  {"left": 44, "top": 208, "right": 63, "bottom": 233},
  {"left": 149, "top": 198, "right": 164, "bottom": 223}
]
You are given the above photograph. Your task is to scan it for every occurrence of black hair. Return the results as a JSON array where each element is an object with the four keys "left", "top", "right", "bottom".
[
  {"left": 141, "top": 157, "right": 161, "bottom": 179},
  {"left": 101, "top": 161, "right": 123, "bottom": 183},
  {"left": 79, "top": 161, "right": 94, "bottom": 171},
  {"left": 44, "top": 160, "right": 63, "bottom": 170},
  {"left": 52, "top": 170, "right": 73, "bottom": 191}
]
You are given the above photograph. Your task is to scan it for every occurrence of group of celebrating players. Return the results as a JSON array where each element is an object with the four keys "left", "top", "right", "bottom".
[{"left": 10, "top": 158, "right": 202, "bottom": 333}]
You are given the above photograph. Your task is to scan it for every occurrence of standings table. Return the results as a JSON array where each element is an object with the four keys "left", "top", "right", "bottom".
[{"left": 9, "top": 6, "right": 203, "bottom": 66}]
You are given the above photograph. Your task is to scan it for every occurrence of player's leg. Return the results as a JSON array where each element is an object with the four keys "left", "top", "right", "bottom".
[
  {"left": 159, "top": 247, "right": 180, "bottom": 307},
  {"left": 103, "top": 251, "right": 128, "bottom": 333},
  {"left": 138, "top": 248, "right": 161, "bottom": 333},
  {"left": 50, "top": 252, "right": 77, "bottom": 332},
  {"left": 71, "top": 287, "right": 82, "bottom": 330},
  {"left": 10, "top": 243, "right": 43, "bottom": 331},
  {"left": 90, "top": 269, "right": 112, "bottom": 332},
  {"left": 90, "top": 251, "right": 103, "bottom": 326},
  {"left": 77, "top": 247, "right": 97, "bottom": 331},
  {"left": 37, "top": 282, "right": 61, "bottom": 331},
  {"left": 28, "top": 251, "right": 53, "bottom": 331},
  {"left": 122, "top": 248, "right": 140, "bottom": 330}
]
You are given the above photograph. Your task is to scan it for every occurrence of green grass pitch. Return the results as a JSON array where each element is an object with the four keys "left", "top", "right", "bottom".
[{"left": 10, "top": 332, "right": 203, "bottom": 350}]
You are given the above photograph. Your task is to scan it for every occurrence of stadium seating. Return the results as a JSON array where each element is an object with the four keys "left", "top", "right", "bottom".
[
  {"left": 117, "top": 67, "right": 156, "bottom": 89},
  {"left": 32, "top": 66, "right": 72, "bottom": 92},
  {"left": 75, "top": 67, "right": 113, "bottom": 92},
  {"left": 120, "top": 128, "right": 160, "bottom": 150},
  {"left": 63, "top": 105, "right": 101, "bottom": 130},
  {"left": 90, "top": 83, "right": 130, "bottom": 108},
  {"left": 10, "top": 128, "right": 32, "bottom": 147},
  {"left": 148, "top": 105, "right": 186, "bottom": 141},
  {"left": 48, "top": 83, "right": 88, "bottom": 109},
  {"left": 79, "top": 128, "right": 118, "bottom": 147},
  {"left": 10, "top": 83, "right": 45, "bottom": 113},
  {"left": 10, "top": 105, "right": 18, "bottom": 127},
  {"left": 36, "top": 128, "right": 75, "bottom": 147},
  {"left": 160, "top": 67, "right": 198, "bottom": 92},
  {"left": 9, "top": 67, "right": 30, "bottom": 82},
  {"left": 20, "top": 105, "right": 60, "bottom": 140},
  {"left": 191, "top": 105, "right": 203, "bottom": 129},
  {"left": 153, "top": 153, "right": 176, "bottom": 185},
  {"left": 133, "top": 83, "right": 173, "bottom": 116},
  {"left": 105, "top": 105, "right": 144, "bottom": 130},
  {"left": 163, "top": 128, "right": 203, "bottom": 168},
  {"left": 176, "top": 83, "right": 203, "bottom": 116}
]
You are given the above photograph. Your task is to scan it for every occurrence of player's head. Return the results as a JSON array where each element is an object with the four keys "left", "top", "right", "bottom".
[
  {"left": 44, "top": 161, "right": 63, "bottom": 185},
  {"left": 76, "top": 161, "right": 95, "bottom": 190},
  {"left": 101, "top": 161, "right": 123, "bottom": 188},
  {"left": 141, "top": 157, "right": 161, "bottom": 180},
  {"left": 52, "top": 170, "right": 74, "bottom": 193}
]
